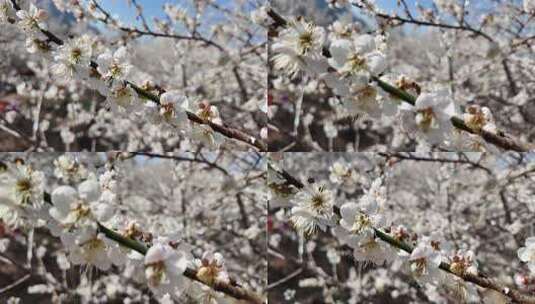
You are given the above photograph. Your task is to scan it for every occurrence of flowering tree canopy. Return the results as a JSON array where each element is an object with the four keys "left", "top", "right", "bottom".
[
  {"left": 267, "top": 0, "right": 535, "bottom": 152},
  {"left": 268, "top": 152, "right": 535, "bottom": 303},
  {"left": 0, "top": 0, "right": 267, "bottom": 152},
  {"left": 0, "top": 152, "right": 266, "bottom": 303}
]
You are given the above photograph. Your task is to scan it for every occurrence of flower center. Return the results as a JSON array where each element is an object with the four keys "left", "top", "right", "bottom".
[
  {"left": 348, "top": 53, "right": 366, "bottom": 72},
  {"left": 416, "top": 107, "right": 436, "bottom": 131},
  {"left": 412, "top": 258, "right": 427, "bottom": 275},
  {"left": 110, "top": 63, "right": 122, "bottom": 78},
  {"left": 298, "top": 32, "right": 313, "bottom": 54},
  {"left": 311, "top": 194, "right": 325, "bottom": 209},
  {"left": 71, "top": 48, "right": 82, "bottom": 63},
  {"left": 162, "top": 103, "right": 175, "bottom": 121},
  {"left": 430, "top": 240, "right": 441, "bottom": 251},
  {"left": 198, "top": 106, "right": 214, "bottom": 121},
  {"left": 362, "top": 238, "right": 378, "bottom": 250},
  {"left": 356, "top": 86, "right": 377, "bottom": 102},
  {"left": 146, "top": 261, "right": 166, "bottom": 286},
  {"left": 85, "top": 237, "right": 105, "bottom": 250},
  {"left": 72, "top": 202, "right": 91, "bottom": 222},
  {"left": 27, "top": 17, "right": 39, "bottom": 30},
  {"left": 465, "top": 107, "right": 486, "bottom": 131},
  {"left": 16, "top": 178, "right": 32, "bottom": 193},
  {"left": 16, "top": 178, "right": 32, "bottom": 205},
  {"left": 197, "top": 264, "right": 220, "bottom": 286},
  {"left": 351, "top": 213, "right": 371, "bottom": 234}
]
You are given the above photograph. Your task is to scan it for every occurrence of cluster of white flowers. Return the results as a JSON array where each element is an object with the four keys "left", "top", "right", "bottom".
[
  {"left": 7, "top": 1, "right": 232, "bottom": 148},
  {"left": 49, "top": 178, "right": 123, "bottom": 270},
  {"left": 334, "top": 177, "right": 394, "bottom": 265},
  {"left": 277, "top": 163, "right": 490, "bottom": 300},
  {"left": 53, "top": 154, "right": 88, "bottom": 183},
  {"left": 270, "top": 10, "right": 504, "bottom": 150},
  {"left": 0, "top": 156, "right": 244, "bottom": 303}
]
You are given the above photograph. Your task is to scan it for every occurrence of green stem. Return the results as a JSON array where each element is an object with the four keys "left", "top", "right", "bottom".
[
  {"left": 373, "top": 228, "right": 413, "bottom": 253},
  {"left": 96, "top": 222, "right": 148, "bottom": 255},
  {"left": 372, "top": 76, "right": 416, "bottom": 105}
]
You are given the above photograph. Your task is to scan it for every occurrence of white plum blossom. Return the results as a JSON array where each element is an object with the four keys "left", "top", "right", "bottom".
[
  {"left": 0, "top": 162, "right": 45, "bottom": 227},
  {"left": 338, "top": 196, "right": 386, "bottom": 246},
  {"left": 367, "top": 177, "right": 387, "bottom": 206},
  {"left": 404, "top": 90, "right": 457, "bottom": 144},
  {"left": 144, "top": 240, "right": 191, "bottom": 299},
  {"left": 518, "top": 237, "right": 535, "bottom": 273},
  {"left": 53, "top": 155, "right": 88, "bottom": 183},
  {"left": 290, "top": 183, "right": 335, "bottom": 236},
  {"left": 329, "top": 161, "right": 353, "bottom": 184},
  {"left": 195, "top": 251, "right": 230, "bottom": 286},
  {"left": 96, "top": 46, "right": 133, "bottom": 82},
  {"left": 189, "top": 125, "right": 224, "bottom": 149},
  {"left": 328, "top": 35, "right": 386, "bottom": 82},
  {"left": 449, "top": 250, "right": 478, "bottom": 276},
  {"left": 193, "top": 101, "right": 221, "bottom": 124},
  {"left": 159, "top": 90, "right": 189, "bottom": 129},
  {"left": 463, "top": 105, "right": 497, "bottom": 134},
  {"left": 340, "top": 83, "right": 382, "bottom": 118},
  {"left": 351, "top": 234, "right": 395, "bottom": 265},
  {"left": 0, "top": 162, "right": 44, "bottom": 207},
  {"left": 272, "top": 17, "right": 327, "bottom": 77},
  {"left": 49, "top": 179, "right": 114, "bottom": 231},
  {"left": 409, "top": 242, "right": 442, "bottom": 282},
  {"left": 250, "top": 5, "right": 272, "bottom": 26},
  {"left": 16, "top": 4, "right": 47, "bottom": 35},
  {"left": 65, "top": 229, "right": 125, "bottom": 271},
  {"left": 106, "top": 81, "right": 140, "bottom": 112},
  {"left": 51, "top": 35, "right": 93, "bottom": 81}
]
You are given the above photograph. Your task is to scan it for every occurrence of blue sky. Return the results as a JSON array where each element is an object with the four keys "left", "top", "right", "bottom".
[
  {"left": 97, "top": 0, "right": 505, "bottom": 30},
  {"left": 99, "top": 0, "right": 427, "bottom": 25},
  {"left": 97, "top": 0, "right": 234, "bottom": 26}
]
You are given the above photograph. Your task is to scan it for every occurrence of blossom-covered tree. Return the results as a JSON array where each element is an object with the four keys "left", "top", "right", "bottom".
[
  {"left": 0, "top": 0, "right": 267, "bottom": 151},
  {"left": 268, "top": 152, "right": 535, "bottom": 303},
  {"left": 0, "top": 152, "right": 266, "bottom": 303},
  {"left": 267, "top": 0, "right": 534, "bottom": 152}
]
